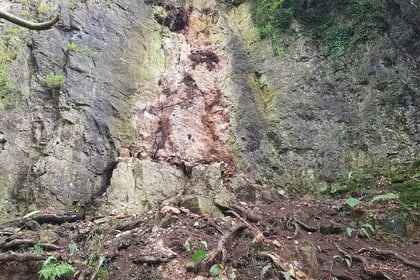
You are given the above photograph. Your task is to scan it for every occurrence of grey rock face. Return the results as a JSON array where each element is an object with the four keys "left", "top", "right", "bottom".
[
  {"left": 0, "top": 0, "right": 419, "bottom": 218},
  {"left": 0, "top": 0, "right": 154, "bottom": 217}
]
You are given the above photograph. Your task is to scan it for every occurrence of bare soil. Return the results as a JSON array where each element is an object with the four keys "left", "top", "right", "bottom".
[{"left": 1, "top": 194, "right": 419, "bottom": 280}]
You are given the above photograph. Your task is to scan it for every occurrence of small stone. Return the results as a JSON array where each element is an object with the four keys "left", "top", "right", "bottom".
[
  {"left": 378, "top": 214, "right": 408, "bottom": 237},
  {"left": 160, "top": 205, "right": 181, "bottom": 215}
]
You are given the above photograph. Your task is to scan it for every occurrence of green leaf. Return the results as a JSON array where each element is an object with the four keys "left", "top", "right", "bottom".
[
  {"left": 345, "top": 197, "right": 361, "bottom": 208},
  {"left": 191, "top": 250, "right": 208, "bottom": 264},
  {"left": 347, "top": 171, "right": 356, "bottom": 180},
  {"left": 229, "top": 271, "right": 237, "bottom": 280},
  {"left": 68, "top": 243, "right": 78, "bottom": 255},
  {"left": 370, "top": 193, "right": 399, "bottom": 204},
  {"left": 362, "top": 223, "right": 375, "bottom": 234},
  {"left": 33, "top": 243, "right": 43, "bottom": 254},
  {"left": 346, "top": 227, "right": 354, "bottom": 237},
  {"left": 344, "top": 256, "right": 352, "bottom": 268},
  {"left": 358, "top": 227, "right": 370, "bottom": 239},
  {"left": 277, "top": 188, "right": 288, "bottom": 198},
  {"left": 209, "top": 263, "right": 224, "bottom": 277}
]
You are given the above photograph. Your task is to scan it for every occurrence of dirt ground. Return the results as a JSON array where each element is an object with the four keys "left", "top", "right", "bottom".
[{"left": 1, "top": 192, "right": 419, "bottom": 280}]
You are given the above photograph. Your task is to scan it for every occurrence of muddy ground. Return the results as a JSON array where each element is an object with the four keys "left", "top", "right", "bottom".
[{"left": 1, "top": 191, "right": 419, "bottom": 280}]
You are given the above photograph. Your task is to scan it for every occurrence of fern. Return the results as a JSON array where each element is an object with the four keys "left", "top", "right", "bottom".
[
  {"left": 38, "top": 256, "right": 76, "bottom": 280},
  {"left": 370, "top": 193, "right": 399, "bottom": 204}
]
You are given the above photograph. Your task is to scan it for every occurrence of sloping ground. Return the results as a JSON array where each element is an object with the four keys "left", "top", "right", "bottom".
[{"left": 0, "top": 194, "right": 419, "bottom": 280}]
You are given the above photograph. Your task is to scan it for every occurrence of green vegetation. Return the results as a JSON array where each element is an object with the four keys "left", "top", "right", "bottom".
[
  {"left": 38, "top": 2, "right": 53, "bottom": 15},
  {"left": 394, "top": 179, "right": 420, "bottom": 208},
  {"left": 36, "top": 243, "right": 78, "bottom": 280},
  {"left": 387, "top": 160, "right": 420, "bottom": 208},
  {"left": 370, "top": 193, "right": 399, "bottom": 204},
  {"left": 358, "top": 222, "right": 375, "bottom": 239},
  {"left": 210, "top": 263, "right": 225, "bottom": 277},
  {"left": 43, "top": 73, "right": 65, "bottom": 89},
  {"left": 64, "top": 42, "right": 80, "bottom": 52},
  {"left": 333, "top": 254, "right": 352, "bottom": 268},
  {"left": 345, "top": 197, "right": 361, "bottom": 208},
  {"left": 250, "top": 0, "right": 386, "bottom": 55},
  {"left": 38, "top": 256, "right": 76, "bottom": 280},
  {"left": 64, "top": 41, "right": 96, "bottom": 56},
  {"left": 331, "top": 159, "right": 420, "bottom": 208},
  {"left": 191, "top": 249, "right": 208, "bottom": 264},
  {"left": 0, "top": 28, "right": 26, "bottom": 110}
]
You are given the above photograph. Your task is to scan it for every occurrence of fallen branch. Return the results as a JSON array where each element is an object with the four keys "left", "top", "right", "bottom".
[
  {"left": 357, "top": 247, "right": 420, "bottom": 270},
  {"left": 335, "top": 244, "right": 393, "bottom": 280}
]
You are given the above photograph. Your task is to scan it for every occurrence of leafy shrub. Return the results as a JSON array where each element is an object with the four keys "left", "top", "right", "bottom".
[
  {"left": 0, "top": 26, "right": 25, "bottom": 109},
  {"left": 250, "top": 0, "right": 386, "bottom": 55}
]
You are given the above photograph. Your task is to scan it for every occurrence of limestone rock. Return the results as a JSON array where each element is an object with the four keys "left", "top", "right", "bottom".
[{"left": 99, "top": 159, "right": 185, "bottom": 215}]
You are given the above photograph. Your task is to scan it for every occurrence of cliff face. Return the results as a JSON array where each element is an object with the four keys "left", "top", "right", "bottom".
[
  {"left": 0, "top": 0, "right": 419, "bottom": 218},
  {"left": 227, "top": 0, "right": 420, "bottom": 191}
]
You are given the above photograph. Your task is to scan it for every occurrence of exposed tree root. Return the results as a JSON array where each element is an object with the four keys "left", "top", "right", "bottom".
[
  {"left": 293, "top": 215, "right": 318, "bottom": 233},
  {"left": 0, "top": 239, "right": 60, "bottom": 250},
  {"left": 335, "top": 244, "right": 393, "bottom": 280},
  {"left": 214, "top": 202, "right": 261, "bottom": 223},
  {"left": 287, "top": 220, "right": 300, "bottom": 239},
  {"left": 258, "top": 251, "right": 313, "bottom": 280},
  {"left": 357, "top": 247, "right": 420, "bottom": 270},
  {"left": 1, "top": 213, "right": 84, "bottom": 228},
  {"left": 208, "top": 223, "right": 248, "bottom": 264},
  {"left": 228, "top": 204, "right": 261, "bottom": 223},
  {"left": 77, "top": 269, "right": 91, "bottom": 280},
  {"left": 33, "top": 213, "right": 84, "bottom": 225},
  {"left": 286, "top": 210, "right": 318, "bottom": 240},
  {"left": 0, "top": 252, "right": 50, "bottom": 262}
]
